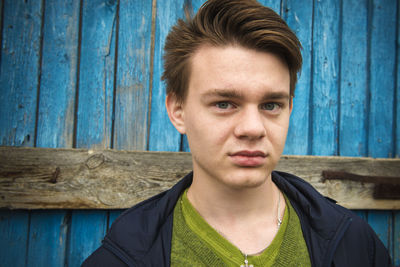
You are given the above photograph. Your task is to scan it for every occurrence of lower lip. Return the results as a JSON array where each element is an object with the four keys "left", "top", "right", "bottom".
[{"left": 230, "top": 155, "right": 265, "bottom": 167}]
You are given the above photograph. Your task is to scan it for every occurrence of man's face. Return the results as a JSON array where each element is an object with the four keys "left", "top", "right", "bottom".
[{"left": 167, "top": 45, "right": 292, "bottom": 189}]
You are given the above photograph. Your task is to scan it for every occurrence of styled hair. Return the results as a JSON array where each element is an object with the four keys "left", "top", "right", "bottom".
[{"left": 162, "top": 0, "right": 302, "bottom": 103}]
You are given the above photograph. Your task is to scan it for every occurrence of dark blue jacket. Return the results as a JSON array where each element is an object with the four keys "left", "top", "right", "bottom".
[{"left": 82, "top": 171, "right": 391, "bottom": 267}]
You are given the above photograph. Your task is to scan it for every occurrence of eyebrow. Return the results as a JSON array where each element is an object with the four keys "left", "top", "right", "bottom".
[
  {"left": 201, "top": 89, "right": 243, "bottom": 99},
  {"left": 200, "top": 88, "right": 290, "bottom": 101}
]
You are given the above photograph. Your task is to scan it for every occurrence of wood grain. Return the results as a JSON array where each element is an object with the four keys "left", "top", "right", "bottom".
[
  {"left": 397, "top": 2, "right": 400, "bottom": 160},
  {"left": 339, "top": 0, "right": 368, "bottom": 157},
  {"left": 312, "top": 0, "right": 340, "bottom": 156},
  {"left": 113, "top": 0, "right": 153, "bottom": 150},
  {"left": 76, "top": 0, "right": 117, "bottom": 149},
  {"left": 0, "top": 2, "right": 43, "bottom": 265},
  {"left": 32, "top": 1, "right": 81, "bottom": 264},
  {"left": 0, "top": 147, "right": 399, "bottom": 210},
  {"left": 368, "top": 0, "right": 397, "bottom": 158},
  {"left": 0, "top": 0, "right": 42, "bottom": 147},
  {"left": 36, "top": 0, "right": 80, "bottom": 148},
  {"left": 0, "top": 210, "right": 29, "bottom": 266},
  {"left": 72, "top": 1, "right": 119, "bottom": 262},
  {"left": 366, "top": 0, "right": 398, "bottom": 258},
  {"left": 26, "top": 211, "right": 68, "bottom": 266},
  {"left": 66, "top": 211, "right": 107, "bottom": 267},
  {"left": 148, "top": 0, "right": 186, "bottom": 152},
  {"left": 283, "top": 0, "right": 313, "bottom": 155}
]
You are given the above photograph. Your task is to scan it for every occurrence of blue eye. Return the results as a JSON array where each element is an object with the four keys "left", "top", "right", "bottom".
[
  {"left": 261, "top": 103, "right": 279, "bottom": 110},
  {"left": 216, "top": 102, "right": 231, "bottom": 109}
]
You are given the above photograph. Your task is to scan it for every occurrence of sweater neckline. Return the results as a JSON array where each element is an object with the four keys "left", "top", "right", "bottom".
[{"left": 180, "top": 188, "right": 289, "bottom": 266}]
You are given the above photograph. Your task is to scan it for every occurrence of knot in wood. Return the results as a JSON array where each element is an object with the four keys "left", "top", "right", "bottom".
[
  {"left": 50, "top": 167, "right": 60, "bottom": 183},
  {"left": 85, "top": 154, "right": 105, "bottom": 169}
]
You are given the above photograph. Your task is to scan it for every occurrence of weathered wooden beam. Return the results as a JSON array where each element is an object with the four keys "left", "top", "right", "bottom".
[{"left": 0, "top": 147, "right": 399, "bottom": 210}]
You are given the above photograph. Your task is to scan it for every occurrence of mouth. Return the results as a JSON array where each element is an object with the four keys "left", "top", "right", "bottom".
[{"left": 229, "top": 150, "right": 267, "bottom": 167}]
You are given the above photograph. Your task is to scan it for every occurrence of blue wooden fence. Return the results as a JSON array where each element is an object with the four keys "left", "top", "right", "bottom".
[{"left": 0, "top": 0, "right": 398, "bottom": 266}]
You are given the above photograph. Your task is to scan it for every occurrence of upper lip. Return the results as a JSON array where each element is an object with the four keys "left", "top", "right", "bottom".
[{"left": 230, "top": 150, "right": 267, "bottom": 157}]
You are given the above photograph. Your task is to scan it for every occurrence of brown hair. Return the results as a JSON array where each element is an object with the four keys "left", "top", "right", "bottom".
[{"left": 162, "top": 0, "right": 302, "bottom": 103}]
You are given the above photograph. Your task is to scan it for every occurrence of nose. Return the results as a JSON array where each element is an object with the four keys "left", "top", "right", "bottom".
[{"left": 233, "top": 107, "right": 266, "bottom": 140}]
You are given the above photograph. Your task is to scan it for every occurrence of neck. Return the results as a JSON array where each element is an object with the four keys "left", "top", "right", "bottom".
[
  {"left": 186, "top": 170, "right": 284, "bottom": 254},
  {"left": 187, "top": 171, "right": 278, "bottom": 226}
]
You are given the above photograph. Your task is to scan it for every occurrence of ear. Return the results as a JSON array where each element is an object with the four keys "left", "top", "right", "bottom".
[
  {"left": 165, "top": 94, "right": 186, "bottom": 134},
  {"left": 289, "top": 96, "right": 294, "bottom": 115}
]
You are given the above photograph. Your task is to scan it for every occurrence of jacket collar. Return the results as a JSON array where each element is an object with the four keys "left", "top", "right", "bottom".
[{"left": 272, "top": 171, "right": 352, "bottom": 267}]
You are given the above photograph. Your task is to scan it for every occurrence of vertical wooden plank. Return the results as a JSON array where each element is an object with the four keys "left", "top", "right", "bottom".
[
  {"left": 28, "top": 1, "right": 81, "bottom": 266},
  {"left": 368, "top": 0, "right": 396, "bottom": 158},
  {"left": 311, "top": 0, "right": 340, "bottom": 156},
  {"left": 113, "top": 0, "right": 153, "bottom": 150},
  {"left": 36, "top": 0, "right": 80, "bottom": 148},
  {"left": 108, "top": 0, "right": 154, "bottom": 249},
  {"left": 148, "top": 0, "right": 186, "bottom": 152},
  {"left": 0, "top": 0, "right": 3, "bottom": 66},
  {"left": 72, "top": 0, "right": 118, "bottom": 263},
  {"left": 0, "top": 0, "right": 42, "bottom": 147},
  {"left": 0, "top": 1, "right": 42, "bottom": 265},
  {"left": 367, "top": 0, "right": 397, "bottom": 259},
  {"left": 0, "top": 210, "right": 29, "bottom": 267},
  {"left": 67, "top": 211, "right": 108, "bottom": 267},
  {"left": 283, "top": 0, "right": 313, "bottom": 155},
  {"left": 339, "top": 0, "right": 368, "bottom": 157},
  {"left": 395, "top": 4, "right": 400, "bottom": 261},
  {"left": 396, "top": 0, "right": 400, "bottom": 159},
  {"left": 32, "top": 2, "right": 79, "bottom": 266},
  {"left": 26, "top": 211, "right": 68, "bottom": 267},
  {"left": 368, "top": 211, "right": 393, "bottom": 259},
  {"left": 103, "top": 0, "right": 153, "bottom": 251},
  {"left": 75, "top": 0, "right": 116, "bottom": 149}
]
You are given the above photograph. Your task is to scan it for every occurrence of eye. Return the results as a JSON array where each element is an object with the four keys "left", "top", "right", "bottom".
[
  {"left": 216, "top": 102, "right": 233, "bottom": 109},
  {"left": 260, "top": 103, "right": 280, "bottom": 111}
]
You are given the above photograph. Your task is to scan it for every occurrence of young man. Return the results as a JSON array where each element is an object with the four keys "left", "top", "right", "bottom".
[{"left": 83, "top": 0, "right": 390, "bottom": 266}]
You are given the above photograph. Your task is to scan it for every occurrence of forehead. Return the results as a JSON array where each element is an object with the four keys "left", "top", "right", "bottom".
[{"left": 186, "top": 44, "right": 290, "bottom": 100}]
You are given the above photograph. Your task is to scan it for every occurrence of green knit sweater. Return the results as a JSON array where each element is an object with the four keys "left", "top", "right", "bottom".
[{"left": 171, "top": 190, "right": 311, "bottom": 266}]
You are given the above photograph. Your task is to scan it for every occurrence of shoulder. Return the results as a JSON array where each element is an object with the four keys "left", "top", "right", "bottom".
[
  {"left": 108, "top": 173, "right": 192, "bottom": 239},
  {"left": 272, "top": 171, "right": 391, "bottom": 266},
  {"left": 83, "top": 173, "right": 193, "bottom": 265},
  {"left": 333, "top": 208, "right": 391, "bottom": 266},
  {"left": 82, "top": 191, "right": 171, "bottom": 266},
  {"left": 109, "top": 189, "right": 170, "bottom": 234}
]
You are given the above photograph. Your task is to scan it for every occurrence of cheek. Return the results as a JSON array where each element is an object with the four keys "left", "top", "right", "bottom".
[
  {"left": 186, "top": 118, "right": 232, "bottom": 153},
  {"left": 267, "top": 120, "right": 290, "bottom": 145}
]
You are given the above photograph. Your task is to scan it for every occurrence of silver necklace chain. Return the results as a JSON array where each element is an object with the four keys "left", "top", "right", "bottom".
[
  {"left": 240, "top": 190, "right": 283, "bottom": 267},
  {"left": 240, "top": 254, "right": 254, "bottom": 267},
  {"left": 277, "top": 191, "right": 282, "bottom": 229}
]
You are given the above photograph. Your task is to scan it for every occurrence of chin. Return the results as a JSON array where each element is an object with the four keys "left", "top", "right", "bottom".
[{"left": 220, "top": 170, "right": 270, "bottom": 190}]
